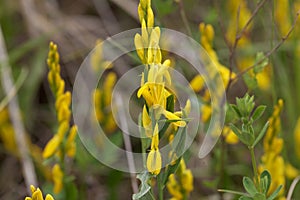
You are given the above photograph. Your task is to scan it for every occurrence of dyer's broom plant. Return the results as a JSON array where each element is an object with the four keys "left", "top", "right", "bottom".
[{"left": 133, "top": 0, "right": 193, "bottom": 199}]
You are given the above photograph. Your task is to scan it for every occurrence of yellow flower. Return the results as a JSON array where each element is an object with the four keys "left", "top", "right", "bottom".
[
  {"left": 43, "top": 42, "right": 77, "bottom": 162},
  {"left": 52, "top": 164, "right": 63, "bottom": 194},
  {"left": 163, "top": 110, "right": 186, "bottom": 127},
  {"left": 25, "top": 185, "right": 55, "bottom": 200},
  {"left": 275, "top": 0, "right": 291, "bottom": 36},
  {"left": 66, "top": 125, "right": 77, "bottom": 158},
  {"left": 285, "top": 163, "right": 299, "bottom": 179},
  {"left": 223, "top": 126, "right": 239, "bottom": 144},
  {"left": 147, "top": 149, "right": 162, "bottom": 175},
  {"left": 42, "top": 135, "right": 62, "bottom": 159},
  {"left": 147, "top": 123, "right": 162, "bottom": 175},
  {"left": 166, "top": 174, "right": 183, "bottom": 200},
  {"left": 201, "top": 104, "right": 211, "bottom": 123},
  {"left": 199, "top": 23, "right": 236, "bottom": 88},
  {"left": 181, "top": 169, "right": 193, "bottom": 193},
  {"left": 137, "top": 82, "right": 170, "bottom": 108},
  {"left": 226, "top": 0, "right": 252, "bottom": 46},
  {"left": 90, "top": 39, "right": 113, "bottom": 71},
  {"left": 190, "top": 75, "right": 205, "bottom": 93},
  {"left": 167, "top": 159, "right": 194, "bottom": 199},
  {"left": 42, "top": 121, "right": 69, "bottom": 159},
  {"left": 103, "top": 72, "right": 117, "bottom": 105},
  {"left": 142, "top": 105, "right": 152, "bottom": 137},
  {"left": 136, "top": 0, "right": 189, "bottom": 178},
  {"left": 93, "top": 72, "right": 117, "bottom": 133}
]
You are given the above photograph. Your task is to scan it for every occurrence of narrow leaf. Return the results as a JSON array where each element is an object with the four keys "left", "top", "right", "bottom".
[
  {"left": 243, "top": 177, "right": 258, "bottom": 196},
  {"left": 252, "top": 105, "right": 266, "bottom": 121},
  {"left": 252, "top": 122, "right": 269, "bottom": 148},
  {"left": 260, "top": 170, "right": 271, "bottom": 194},
  {"left": 230, "top": 104, "right": 242, "bottom": 118},
  {"left": 218, "top": 189, "right": 249, "bottom": 196},
  {"left": 254, "top": 52, "right": 269, "bottom": 74},
  {"left": 243, "top": 73, "right": 258, "bottom": 90},
  {"left": 230, "top": 124, "right": 251, "bottom": 146},
  {"left": 239, "top": 196, "right": 253, "bottom": 200},
  {"left": 267, "top": 185, "right": 282, "bottom": 200},
  {"left": 253, "top": 193, "right": 266, "bottom": 200},
  {"left": 166, "top": 94, "right": 174, "bottom": 112}
]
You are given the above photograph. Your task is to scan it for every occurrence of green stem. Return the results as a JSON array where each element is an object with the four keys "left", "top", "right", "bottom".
[
  {"left": 218, "top": 135, "right": 226, "bottom": 200},
  {"left": 249, "top": 147, "right": 259, "bottom": 190},
  {"left": 158, "top": 177, "right": 164, "bottom": 200}
]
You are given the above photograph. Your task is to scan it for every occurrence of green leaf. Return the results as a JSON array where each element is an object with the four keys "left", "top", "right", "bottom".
[
  {"left": 243, "top": 177, "right": 258, "bottom": 196},
  {"left": 132, "top": 172, "right": 152, "bottom": 200},
  {"left": 166, "top": 94, "right": 174, "bottom": 112},
  {"left": 260, "top": 170, "right": 271, "bottom": 194},
  {"left": 236, "top": 97, "right": 246, "bottom": 116},
  {"left": 254, "top": 52, "right": 268, "bottom": 74},
  {"left": 239, "top": 196, "right": 253, "bottom": 200},
  {"left": 252, "top": 105, "right": 266, "bottom": 121},
  {"left": 218, "top": 189, "right": 249, "bottom": 196},
  {"left": 267, "top": 185, "right": 282, "bottom": 200},
  {"left": 230, "top": 124, "right": 251, "bottom": 146},
  {"left": 253, "top": 193, "right": 266, "bottom": 200},
  {"left": 252, "top": 122, "right": 269, "bottom": 148},
  {"left": 173, "top": 126, "right": 186, "bottom": 156},
  {"left": 243, "top": 73, "right": 258, "bottom": 90},
  {"left": 230, "top": 104, "right": 242, "bottom": 118}
]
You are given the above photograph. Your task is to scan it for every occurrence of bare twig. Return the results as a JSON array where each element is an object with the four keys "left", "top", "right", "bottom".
[
  {"left": 231, "top": 10, "right": 300, "bottom": 83},
  {"left": 236, "top": 0, "right": 269, "bottom": 41},
  {"left": 287, "top": 176, "right": 300, "bottom": 200},
  {"left": 0, "top": 25, "right": 37, "bottom": 191},
  {"left": 226, "top": 0, "right": 269, "bottom": 91}
]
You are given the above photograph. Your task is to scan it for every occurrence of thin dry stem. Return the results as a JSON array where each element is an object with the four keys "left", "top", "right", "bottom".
[
  {"left": 232, "top": 10, "right": 300, "bottom": 82},
  {"left": 0, "top": 25, "right": 37, "bottom": 191},
  {"left": 226, "top": 0, "right": 269, "bottom": 91},
  {"left": 287, "top": 176, "right": 300, "bottom": 200}
]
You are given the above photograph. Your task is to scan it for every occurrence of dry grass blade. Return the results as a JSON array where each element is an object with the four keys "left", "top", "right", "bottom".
[{"left": 0, "top": 25, "right": 37, "bottom": 192}]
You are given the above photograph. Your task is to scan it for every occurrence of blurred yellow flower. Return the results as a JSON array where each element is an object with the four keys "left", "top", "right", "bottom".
[
  {"left": 275, "top": 0, "right": 291, "bottom": 36},
  {"left": 259, "top": 99, "right": 285, "bottom": 197},
  {"left": 167, "top": 159, "right": 193, "bottom": 199},
  {"left": 52, "top": 164, "right": 63, "bottom": 194},
  {"left": 285, "top": 162, "right": 299, "bottom": 179},
  {"left": 223, "top": 126, "right": 239, "bottom": 144}
]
